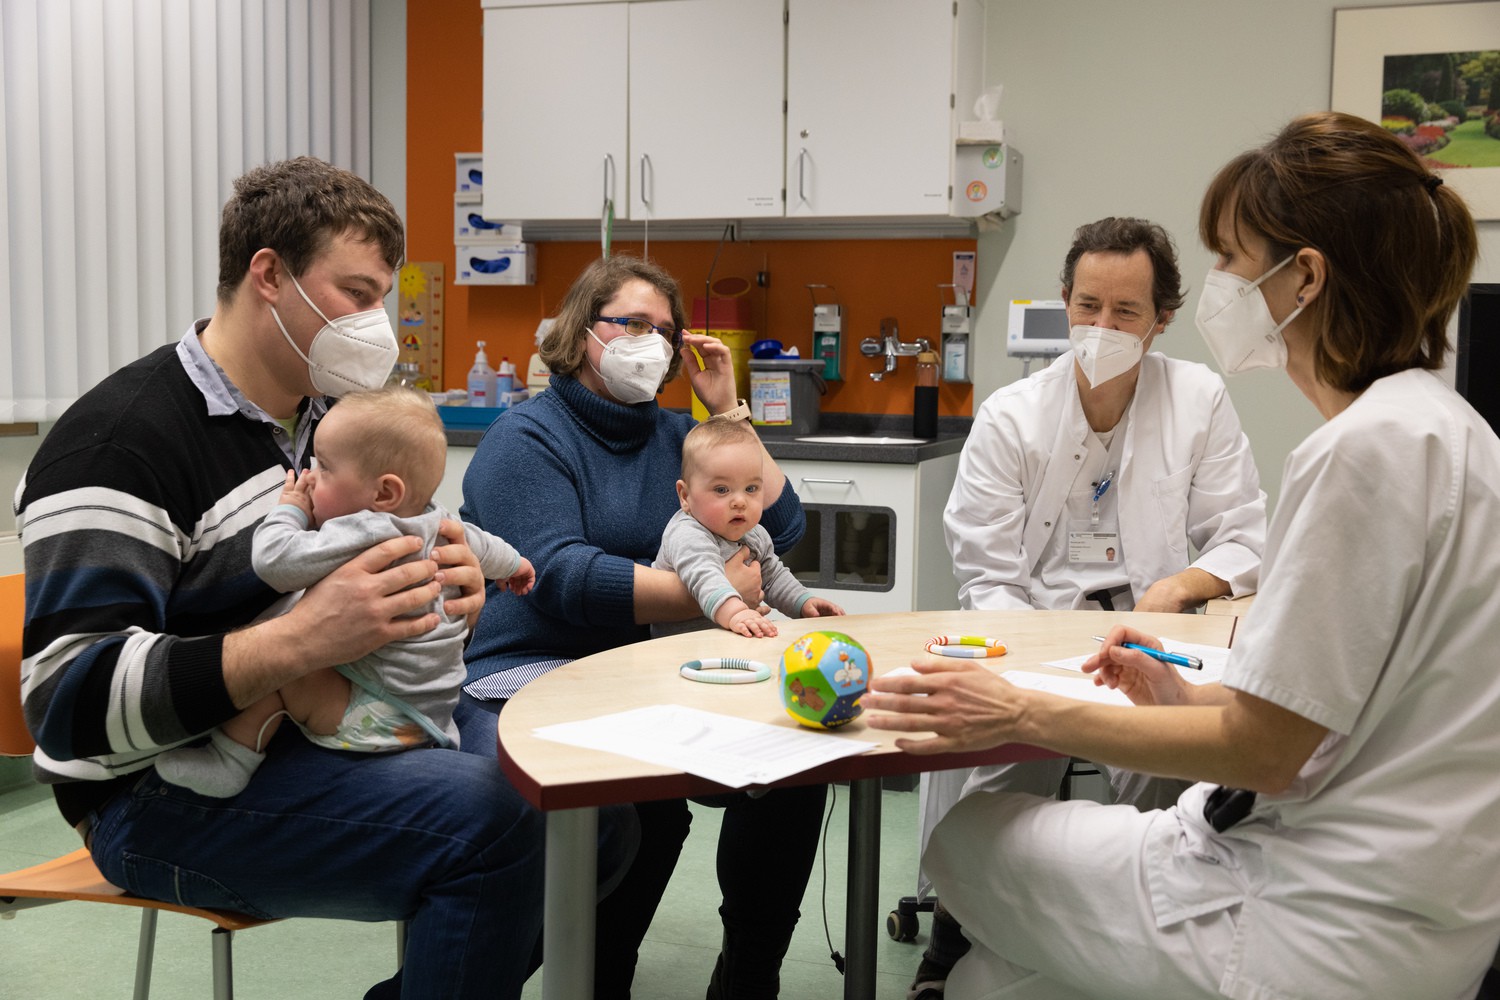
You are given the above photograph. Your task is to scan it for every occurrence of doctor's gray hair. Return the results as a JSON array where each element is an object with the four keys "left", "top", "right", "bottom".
[{"left": 1060, "top": 217, "right": 1185, "bottom": 316}]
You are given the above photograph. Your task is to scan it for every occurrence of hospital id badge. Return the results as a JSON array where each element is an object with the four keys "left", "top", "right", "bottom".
[{"left": 1068, "top": 521, "right": 1120, "bottom": 564}]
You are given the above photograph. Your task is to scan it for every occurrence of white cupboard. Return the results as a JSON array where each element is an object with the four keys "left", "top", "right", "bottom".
[
  {"left": 482, "top": 0, "right": 784, "bottom": 223},
  {"left": 785, "top": 0, "right": 975, "bottom": 218},
  {"left": 481, "top": 0, "right": 984, "bottom": 224}
]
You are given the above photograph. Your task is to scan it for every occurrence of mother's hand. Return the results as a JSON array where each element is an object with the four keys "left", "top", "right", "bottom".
[{"left": 679, "top": 332, "right": 738, "bottom": 415}]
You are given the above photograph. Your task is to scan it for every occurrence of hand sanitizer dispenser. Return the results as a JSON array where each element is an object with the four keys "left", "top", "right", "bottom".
[
  {"left": 939, "top": 285, "right": 973, "bottom": 384},
  {"left": 809, "top": 284, "right": 842, "bottom": 381},
  {"left": 467, "top": 341, "right": 498, "bottom": 408}
]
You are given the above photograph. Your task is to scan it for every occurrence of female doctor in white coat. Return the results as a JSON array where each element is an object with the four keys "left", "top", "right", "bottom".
[{"left": 868, "top": 111, "right": 1498, "bottom": 999}]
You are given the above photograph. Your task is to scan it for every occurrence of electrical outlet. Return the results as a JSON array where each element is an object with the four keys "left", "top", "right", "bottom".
[{"left": 756, "top": 271, "right": 770, "bottom": 288}]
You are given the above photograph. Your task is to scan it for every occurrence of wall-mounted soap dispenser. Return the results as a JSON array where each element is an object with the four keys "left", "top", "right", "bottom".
[
  {"left": 808, "top": 284, "right": 842, "bottom": 381},
  {"left": 939, "top": 284, "right": 973, "bottom": 383}
]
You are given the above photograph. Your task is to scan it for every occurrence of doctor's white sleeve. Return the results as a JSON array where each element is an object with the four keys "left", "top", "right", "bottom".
[
  {"left": 1182, "top": 383, "right": 1267, "bottom": 597},
  {"left": 943, "top": 416, "right": 1037, "bottom": 611}
]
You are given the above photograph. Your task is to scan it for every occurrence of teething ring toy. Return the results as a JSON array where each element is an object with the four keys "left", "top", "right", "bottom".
[
  {"left": 924, "top": 635, "right": 1008, "bottom": 658},
  {"left": 679, "top": 658, "right": 773, "bottom": 684}
]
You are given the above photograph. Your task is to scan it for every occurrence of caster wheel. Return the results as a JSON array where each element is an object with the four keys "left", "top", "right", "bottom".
[{"left": 886, "top": 909, "right": 919, "bottom": 942}]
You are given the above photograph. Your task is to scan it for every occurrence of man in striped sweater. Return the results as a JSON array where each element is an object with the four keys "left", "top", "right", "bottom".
[{"left": 12, "top": 158, "right": 620, "bottom": 1000}]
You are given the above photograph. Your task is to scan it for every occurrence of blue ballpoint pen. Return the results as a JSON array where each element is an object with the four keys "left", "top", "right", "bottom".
[{"left": 1091, "top": 635, "right": 1203, "bottom": 671}]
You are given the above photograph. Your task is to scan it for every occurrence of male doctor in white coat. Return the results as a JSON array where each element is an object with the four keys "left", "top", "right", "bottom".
[{"left": 907, "top": 217, "right": 1267, "bottom": 1000}]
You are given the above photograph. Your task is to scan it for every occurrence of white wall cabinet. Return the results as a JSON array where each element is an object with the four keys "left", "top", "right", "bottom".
[
  {"left": 482, "top": 0, "right": 983, "bottom": 224},
  {"left": 481, "top": 3, "right": 628, "bottom": 221},
  {"left": 786, "top": 0, "right": 979, "bottom": 218},
  {"left": 482, "top": 0, "right": 783, "bottom": 223}
]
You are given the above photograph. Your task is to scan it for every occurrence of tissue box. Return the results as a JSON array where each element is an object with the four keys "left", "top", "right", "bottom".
[
  {"left": 953, "top": 142, "right": 1022, "bottom": 219},
  {"left": 454, "top": 152, "right": 483, "bottom": 195},
  {"left": 454, "top": 197, "right": 524, "bottom": 243},
  {"left": 455, "top": 243, "right": 537, "bottom": 285},
  {"left": 959, "top": 121, "right": 1005, "bottom": 143}
]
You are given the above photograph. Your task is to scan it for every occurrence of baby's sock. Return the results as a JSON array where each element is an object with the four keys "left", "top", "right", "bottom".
[{"left": 154, "top": 729, "right": 266, "bottom": 797}]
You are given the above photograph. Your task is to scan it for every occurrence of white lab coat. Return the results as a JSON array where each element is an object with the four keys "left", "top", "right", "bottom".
[
  {"left": 945, "top": 351, "right": 1265, "bottom": 612},
  {"left": 927, "top": 369, "right": 1500, "bottom": 1000},
  {"left": 918, "top": 352, "right": 1267, "bottom": 894}
]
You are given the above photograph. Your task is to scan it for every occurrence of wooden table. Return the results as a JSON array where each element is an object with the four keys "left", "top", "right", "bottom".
[{"left": 496, "top": 609, "right": 1237, "bottom": 1000}]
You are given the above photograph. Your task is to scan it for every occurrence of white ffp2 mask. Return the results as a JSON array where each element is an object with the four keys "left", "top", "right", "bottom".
[
  {"left": 272, "top": 272, "right": 398, "bottom": 397},
  {"left": 1194, "top": 257, "right": 1301, "bottom": 375},
  {"left": 588, "top": 327, "right": 673, "bottom": 403},
  {"left": 1069, "top": 325, "right": 1145, "bottom": 388}
]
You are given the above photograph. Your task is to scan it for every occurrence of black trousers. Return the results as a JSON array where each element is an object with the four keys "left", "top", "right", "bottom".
[{"left": 595, "top": 784, "right": 829, "bottom": 1000}]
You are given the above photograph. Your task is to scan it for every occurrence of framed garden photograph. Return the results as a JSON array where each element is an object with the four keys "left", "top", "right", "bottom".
[{"left": 1332, "top": 1, "right": 1500, "bottom": 219}]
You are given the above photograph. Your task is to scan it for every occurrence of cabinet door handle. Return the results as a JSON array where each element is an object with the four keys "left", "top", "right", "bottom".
[
  {"left": 799, "top": 477, "right": 853, "bottom": 486},
  {"left": 603, "top": 154, "right": 615, "bottom": 203},
  {"left": 639, "top": 154, "right": 652, "bottom": 207},
  {"left": 797, "top": 148, "right": 809, "bottom": 203}
]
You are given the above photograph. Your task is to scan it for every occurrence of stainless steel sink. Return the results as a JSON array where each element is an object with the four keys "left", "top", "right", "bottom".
[{"left": 792, "top": 435, "right": 928, "bottom": 445}]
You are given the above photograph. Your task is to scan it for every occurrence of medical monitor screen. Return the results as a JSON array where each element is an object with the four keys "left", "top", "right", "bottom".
[
  {"left": 1456, "top": 283, "right": 1499, "bottom": 436},
  {"left": 1007, "top": 299, "right": 1070, "bottom": 358}
]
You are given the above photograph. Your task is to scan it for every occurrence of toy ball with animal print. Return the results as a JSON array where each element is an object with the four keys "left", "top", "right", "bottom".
[{"left": 778, "top": 631, "right": 869, "bottom": 730}]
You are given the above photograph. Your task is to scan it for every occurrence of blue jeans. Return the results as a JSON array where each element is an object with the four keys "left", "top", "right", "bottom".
[{"left": 85, "top": 698, "right": 636, "bottom": 1000}]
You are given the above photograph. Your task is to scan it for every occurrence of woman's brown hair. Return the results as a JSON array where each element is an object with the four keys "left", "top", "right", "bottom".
[
  {"left": 1199, "top": 111, "right": 1478, "bottom": 393},
  {"left": 539, "top": 255, "right": 688, "bottom": 385}
]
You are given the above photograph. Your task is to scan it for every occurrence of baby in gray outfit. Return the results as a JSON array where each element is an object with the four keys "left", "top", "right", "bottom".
[
  {"left": 653, "top": 418, "right": 842, "bottom": 638},
  {"left": 156, "top": 386, "right": 534, "bottom": 796}
]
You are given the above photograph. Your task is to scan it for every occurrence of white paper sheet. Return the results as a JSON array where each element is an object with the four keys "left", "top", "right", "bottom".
[
  {"left": 1042, "top": 637, "right": 1231, "bottom": 685},
  {"left": 532, "top": 704, "right": 877, "bottom": 789},
  {"left": 1001, "top": 671, "right": 1134, "bottom": 706}
]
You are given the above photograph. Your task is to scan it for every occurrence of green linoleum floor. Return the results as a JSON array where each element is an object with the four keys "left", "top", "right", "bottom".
[{"left": 2, "top": 778, "right": 945, "bottom": 999}]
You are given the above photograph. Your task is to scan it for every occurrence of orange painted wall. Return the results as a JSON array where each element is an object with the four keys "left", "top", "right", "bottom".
[{"left": 406, "top": 0, "right": 975, "bottom": 417}]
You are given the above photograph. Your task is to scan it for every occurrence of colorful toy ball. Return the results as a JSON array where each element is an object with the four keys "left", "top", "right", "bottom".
[{"left": 779, "top": 630, "right": 870, "bottom": 729}]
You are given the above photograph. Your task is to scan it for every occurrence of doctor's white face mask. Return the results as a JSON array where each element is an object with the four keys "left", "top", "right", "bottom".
[
  {"left": 1194, "top": 256, "right": 1302, "bottom": 375},
  {"left": 271, "top": 272, "right": 398, "bottom": 397},
  {"left": 1069, "top": 323, "right": 1148, "bottom": 388}
]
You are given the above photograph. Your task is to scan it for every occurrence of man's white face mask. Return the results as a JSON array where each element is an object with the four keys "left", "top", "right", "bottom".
[
  {"left": 1069, "top": 324, "right": 1147, "bottom": 388},
  {"left": 271, "top": 271, "right": 398, "bottom": 397}
]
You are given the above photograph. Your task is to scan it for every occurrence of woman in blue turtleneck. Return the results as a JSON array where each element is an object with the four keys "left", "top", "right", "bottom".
[{"left": 461, "top": 255, "right": 826, "bottom": 1000}]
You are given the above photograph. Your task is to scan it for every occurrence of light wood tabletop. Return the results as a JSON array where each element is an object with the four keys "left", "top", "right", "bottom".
[{"left": 496, "top": 608, "right": 1237, "bottom": 1000}]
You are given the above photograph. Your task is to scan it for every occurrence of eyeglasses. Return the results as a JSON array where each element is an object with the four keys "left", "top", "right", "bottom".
[{"left": 596, "top": 315, "right": 680, "bottom": 344}]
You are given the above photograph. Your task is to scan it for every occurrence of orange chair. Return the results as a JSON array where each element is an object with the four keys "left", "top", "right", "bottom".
[{"left": 0, "top": 573, "right": 405, "bottom": 998}]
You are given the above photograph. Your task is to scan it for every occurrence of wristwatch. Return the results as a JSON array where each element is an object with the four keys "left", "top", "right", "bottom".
[{"left": 707, "top": 399, "right": 751, "bottom": 423}]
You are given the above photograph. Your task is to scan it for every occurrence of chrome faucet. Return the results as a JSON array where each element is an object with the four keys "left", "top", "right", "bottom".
[{"left": 860, "top": 317, "right": 931, "bottom": 381}]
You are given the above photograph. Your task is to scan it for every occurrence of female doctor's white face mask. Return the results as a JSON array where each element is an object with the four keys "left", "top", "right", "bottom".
[
  {"left": 1069, "top": 324, "right": 1147, "bottom": 388},
  {"left": 271, "top": 272, "right": 398, "bottom": 397},
  {"left": 587, "top": 326, "right": 673, "bottom": 404},
  {"left": 1194, "top": 256, "right": 1303, "bottom": 375}
]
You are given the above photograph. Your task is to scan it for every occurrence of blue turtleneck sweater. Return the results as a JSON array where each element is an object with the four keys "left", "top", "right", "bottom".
[{"left": 461, "top": 374, "right": 806, "bottom": 684}]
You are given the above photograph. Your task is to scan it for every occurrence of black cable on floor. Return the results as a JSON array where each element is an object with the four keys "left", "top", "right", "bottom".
[{"left": 819, "top": 783, "right": 845, "bottom": 974}]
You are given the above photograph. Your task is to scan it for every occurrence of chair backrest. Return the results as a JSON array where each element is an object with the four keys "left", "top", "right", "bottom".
[{"left": 0, "top": 573, "right": 33, "bottom": 757}]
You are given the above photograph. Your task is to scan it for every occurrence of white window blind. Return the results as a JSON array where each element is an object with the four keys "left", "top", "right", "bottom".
[{"left": 0, "top": 0, "right": 371, "bottom": 422}]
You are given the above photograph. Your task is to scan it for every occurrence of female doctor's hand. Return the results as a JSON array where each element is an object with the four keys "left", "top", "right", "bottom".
[
  {"left": 863, "top": 659, "right": 1024, "bottom": 755},
  {"left": 1082, "top": 625, "right": 1193, "bottom": 707},
  {"left": 679, "top": 331, "right": 738, "bottom": 416}
]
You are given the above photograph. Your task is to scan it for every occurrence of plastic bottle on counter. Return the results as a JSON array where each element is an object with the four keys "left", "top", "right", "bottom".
[
  {"left": 496, "top": 357, "right": 516, "bottom": 396},
  {"left": 913, "top": 350, "right": 939, "bottom": 439},
  {"left": 467, "top": 341, "right": 498, "bottom": 408}
]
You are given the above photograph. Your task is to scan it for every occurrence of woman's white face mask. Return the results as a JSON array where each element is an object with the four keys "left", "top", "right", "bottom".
[
  {"left": 1069, "top": 323, "right": 1149, "bottom": 388},
  {"left": 271, "top": 272, "right": 398, "bottom": 397},
  {"left": 587, "top": 326, "right": 673, "bottom": 403},
  {"left": 1194, "top": 256, "right": 1302, "bottom": 375}
]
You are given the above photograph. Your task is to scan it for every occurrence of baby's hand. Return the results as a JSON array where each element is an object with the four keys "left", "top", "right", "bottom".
[
  {"left": 727, "top": 607, "right": 777, "bottom": 638},
  {"left": 801, "top": 596, "right": 845, "bottom": 618},
  {"left": 279, "top": 468, "right": 314, "bottom": 517},
  {"left": 500, "top": 557, "right": 536, "bottom": 596}
]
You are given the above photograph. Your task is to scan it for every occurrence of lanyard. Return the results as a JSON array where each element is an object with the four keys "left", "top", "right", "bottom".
[{"left": 1090, "top": 419, "right": 1127, "bottom": 526}]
